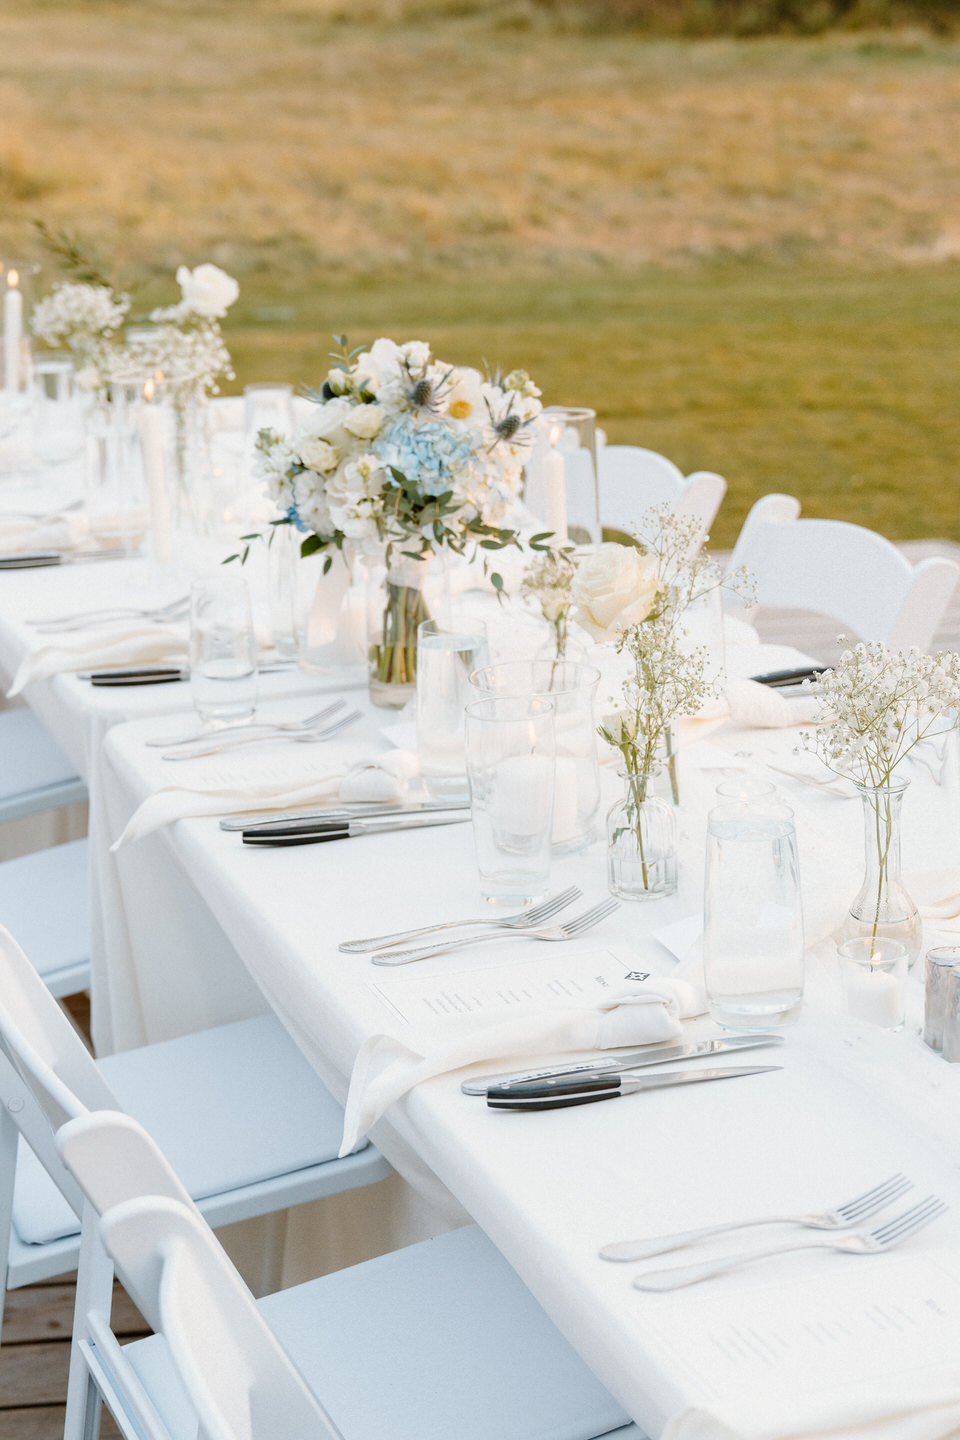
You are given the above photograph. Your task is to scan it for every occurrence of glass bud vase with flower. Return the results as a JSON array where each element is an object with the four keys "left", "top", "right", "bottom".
[
  {"left": 607, "top": 760, "right": 677, "bottom": 901},
  {"left": 807, "top": 640, "right": 960, "bottom": 970}
]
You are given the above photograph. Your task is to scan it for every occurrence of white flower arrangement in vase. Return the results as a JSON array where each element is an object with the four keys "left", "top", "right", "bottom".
[{"left": 251, "top": 335, "right": 540, "bottom": 704}]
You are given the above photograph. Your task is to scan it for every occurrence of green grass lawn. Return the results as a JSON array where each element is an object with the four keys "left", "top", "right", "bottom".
[{"left": 223, "top": 262, "right": 960, "bottom": 548}]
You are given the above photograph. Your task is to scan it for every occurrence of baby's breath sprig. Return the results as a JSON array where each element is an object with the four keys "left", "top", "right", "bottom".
[{"left": 521, "top": 542, "right": 577, "bottom": 658}]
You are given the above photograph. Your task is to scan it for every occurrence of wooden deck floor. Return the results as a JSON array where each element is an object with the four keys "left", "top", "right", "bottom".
[{"left": 4, "top": 539, "right": 960, "bottom": 1436}]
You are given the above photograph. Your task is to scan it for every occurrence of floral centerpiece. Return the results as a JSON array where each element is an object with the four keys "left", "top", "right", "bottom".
[
  {"left": 31, "top": 282, "right": 132, "bottom": 394},
  {"left": 253, "top": 336, "right": 540, "bottom": 704},
  {"left": 806, "top": 641, "right": 960, "bottom": 963},
  {"left": 574, "top": 509, "right": 753, "bottom": 898}
]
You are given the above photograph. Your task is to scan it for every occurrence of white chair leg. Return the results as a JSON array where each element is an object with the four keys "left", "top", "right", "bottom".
[
  {"left": 64, "top": 1204, "right": 116, "bottom": 1440},
  {"left": 0, "top": 1104, "right": 18, "bottom": 1341}
]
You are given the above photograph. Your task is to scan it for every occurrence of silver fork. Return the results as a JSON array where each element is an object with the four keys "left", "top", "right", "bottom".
[
  {"left": 370, "top": 898, "right": 621, "bottom": 967},
  {"left": 338, "top": 885, "right": 584, "bottom": 953},
  {"left": 30, "top": 595, "right": 189, "bottom": 631},
  {"left": 161, "top": 708, "right": 361, "bottom": 760},
  {"left": 632, "top": 1195, "right": 948, "bottom": 1291},
  {"left": 599, "top": 1173, "right": 913, "bottom": 1263},
  {"left": 147, "top": 701, "right": 345, "bottom": 749}
]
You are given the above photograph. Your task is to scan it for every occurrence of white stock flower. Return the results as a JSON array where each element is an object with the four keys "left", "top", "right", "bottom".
[
  {"left": 571, "top": 544, "right": 662, "bottom": 642},
  {"left": 175, "top": 264, "right": 239, "bottom": 318}
]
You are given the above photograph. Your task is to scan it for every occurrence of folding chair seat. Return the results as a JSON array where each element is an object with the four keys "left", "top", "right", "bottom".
[{"left": 0, "top": 706, "right": 87, "bottom": 822}]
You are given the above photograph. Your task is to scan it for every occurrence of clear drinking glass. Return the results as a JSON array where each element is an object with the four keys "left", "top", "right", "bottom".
[
  {"left": 704, "top": 798, "right": 805, "bottom": 1030},
  {"left": 715, "top": 777, "right": 776, "bottom": 802},
  {"left": 32, "top": 355, "right": 84, "bottom": 468},
  {"left": 84, "top": 376, "right": 149, "bottom": 552},
  {"left": 417, "top": 618, "right": 489, "bottom": 802},
  {"left": 838, "top": 937, "right": 907, "bottom": 1030},
  {"left": 189, "top": 575, "right": 259, "bottom": 725},
  {"left": 465, "top": 695, "right": 556, "bottom": 905},
  {"left": 469, "top": 660, "right": 600, "bottom": 853}
]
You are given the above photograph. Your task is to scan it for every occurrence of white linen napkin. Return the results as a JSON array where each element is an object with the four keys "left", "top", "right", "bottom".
[
  {"left": 0, "top": 511, "right": 88, "bottom": 555},
  {"left": 112, "top": 748, "right": 420, "bottom": 848},
  {"left": 906, "top": 869, "right": 960, "bottom": 931},
  {"left": 8, "top": 622, "right": 188, "bottom": 696},
  {"left": 339, "top": 980, "right": 703, "bottom": 1155},
  {"left": 664, "top": 1379, "right": 960, "bottom": 1440},
  {"left": 719, "top": 679, "right": 820, "bottom": 729}
]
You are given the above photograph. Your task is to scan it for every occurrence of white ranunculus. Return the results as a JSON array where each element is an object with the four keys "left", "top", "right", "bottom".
[
  {"left": 175, "top": 263, "right": 239, "bottom": 318},
  {"left": 342, "top": 404, "right": 384, "bottom": 440},
  {"left": 299, "top": 438, "right": 339, "bottom": 473},
  {"left": 571, "top": 544, "right": 661, "bottom": 643}
]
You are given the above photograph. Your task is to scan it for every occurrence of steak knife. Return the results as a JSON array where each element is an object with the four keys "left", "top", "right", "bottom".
[
  {"left": 0, "top": 548, "right": 133, "bottom": 568},
  {"left": 461, "top": 1033, "right": 785, "bottom": 1095},
  {"left": 241, "top": 812, "right": 471, "bottom": 846},
  {"left": 236, "top": 804, "right": 470, "bottom": 836},
  {"left": 749, "top": 666, "right": 822, "bottom": 689},
  {"left": 487, "top": 1064, "right": 782, "bottom": 1110},
  {"left": 81, "top": 662, "right": 293, "bottom": 685}
]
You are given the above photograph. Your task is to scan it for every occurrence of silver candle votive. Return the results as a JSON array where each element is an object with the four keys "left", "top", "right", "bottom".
[
  {"left": 940, "top": 965, "right": 960, "bottom": 1063},
  {"left": 924, "top": 947, "right": 960, "bottom": 1052}
]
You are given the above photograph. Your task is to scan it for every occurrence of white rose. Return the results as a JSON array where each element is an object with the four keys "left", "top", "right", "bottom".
[
  {"left": 293, "top": 398, "right": 353, "bottom": 450},
  {"left": 571, "top": 544, "right": 661, "bottom": 643},
  {"left": 299, "top": 438, "right": 339, "bottom": 473},
  {"left": 342, "top": 404, "right": 384, "bottom": 440},
  {"left": 175, "top": 263, "right": 239, "bottom": 318}
]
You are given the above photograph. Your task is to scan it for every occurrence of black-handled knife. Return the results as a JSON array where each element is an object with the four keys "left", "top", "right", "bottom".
[
  {"left": 486, "top": 1064, "right": 783, "bottom": 1110},
  {"left": 86, "top": 667, "right": 186, "bottom": 686},
  {"left": 242, "top": 813, "right": 472, "bottom": 846},
  {"left": 0, "top": 548, "right": 132, "bottom": 568},
  {"left": 749, "top": 666, "right": 822, "bottom": 689},
  {"left": 241, "top": 806, "right": 470, "bottom": 838}
]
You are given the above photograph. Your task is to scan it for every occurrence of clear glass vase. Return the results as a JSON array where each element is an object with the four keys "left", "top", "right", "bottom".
[
  {"left": 366, "top": 551, "right": 442, "bottom": 709},
  {"left": 840, "top": 779, "right": 923, "bottom": 968},
  {"left": 606, "top": 769, "right": 677, "bottom": 901}
]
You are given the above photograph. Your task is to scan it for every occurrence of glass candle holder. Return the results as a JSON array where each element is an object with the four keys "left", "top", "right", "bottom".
[
  {"left": 923, "top": 946, "right": 960, "bottom": 1052},
  {"left": 715, "top": 777, "right": 777, "bottom": 802},
  {"left": 837, "top": 937, "right": 908, "bottom": 1030}
]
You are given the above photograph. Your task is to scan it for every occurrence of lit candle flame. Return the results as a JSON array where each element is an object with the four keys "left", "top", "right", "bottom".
[
  {"left": 549, "top": 424, "right": 562, "bottom": 448},
  {"left": 6, "top": 269, "right": 19, "bottom": 289},
  {"left": 143, "top": 378, "right": 155, "bottom": 401}
]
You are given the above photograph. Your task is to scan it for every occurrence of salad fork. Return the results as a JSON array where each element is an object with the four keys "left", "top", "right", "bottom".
[
  {"left": 162, "top": 708, "right": 361, "bottom": 760},
  {"left": 148, "top": 701, "right": 345, "bottom": 749},
  {"left": 632, "top": 1195, "right": 948, "bottom": 1291},
  {"left": 370, "top": 898, "right": 621, "bottom": 967},
  {"left": 30, "top": 595, "right": 190, "bottom": 630},
  {"left": 600, "top": 1172, "right": 913, "bottom": 1262},
  {"left": 338, "top": 885, "right": 584, "bottom": 953}
]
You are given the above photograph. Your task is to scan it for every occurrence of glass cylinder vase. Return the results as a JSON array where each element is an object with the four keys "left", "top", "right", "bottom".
[
  {"left": 839, "top": 779, "right": 922, "bottom": 968},
  {"left": 606, "top": 768, "right": 677, "bottom": 901},
  {"left": 366, "top": 551, "right": 445, "bottom": 709}
]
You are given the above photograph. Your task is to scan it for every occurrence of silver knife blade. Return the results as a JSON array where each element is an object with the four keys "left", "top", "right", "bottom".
[
  {"left": 0, "top": 548, "right": 134, "bottom": 567},
  {"left": 241, "top": 812, "right": 472, "bottom": 846},
  {"left": 460, "top": 1034, "right": 785, "bottom": 1095},
  {"left": 486, "top": 1064, "right": 782, "bottom": 1110}
]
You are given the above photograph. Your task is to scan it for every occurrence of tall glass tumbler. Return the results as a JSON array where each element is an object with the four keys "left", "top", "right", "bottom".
[
  {"left": 190, "top": 575, "right": 259, "bottom": 726},
  {"left": 704, "top": 799, "right": 805, "bottom": 1030},
  {"left": 84, "top": 375, "right": 149, "bottom": 552},
  {"left": 416, "top": 618, "right": 489, "bottom": 802},
  {"left": 469, "top": 660, "right": 601, "bottom": 853},
  {"left": 465, "top": 695, "right": 556, "bottom": 905}
]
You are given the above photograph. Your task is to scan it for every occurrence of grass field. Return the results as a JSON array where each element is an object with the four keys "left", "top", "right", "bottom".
[{"left": 1, "top": 2, "right": 959, "bottom": 544}]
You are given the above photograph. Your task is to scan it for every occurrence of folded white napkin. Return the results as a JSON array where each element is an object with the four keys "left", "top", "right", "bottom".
[
  {"left": 8, "top": 622, "right": 188, "bottom": 697},
  {"left": 906, "top": 869, "right": 960, "bottom": 931},
  {"left": 0, "top": 511, "right": 88, "bottom": 555},
  {"left": 720, "top": 679, "right": 820, "bottom": 729},
  {"left": 339, "top": 980, "right": 703, "bottom": 1155},
  {"left": 112, "top": 748, "right": 419, "bottom": 848},
  {"left": 665, "top": 1378, "right": 960, "bottom": 1440}
]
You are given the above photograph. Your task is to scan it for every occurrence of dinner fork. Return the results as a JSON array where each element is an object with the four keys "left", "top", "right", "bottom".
[
  {"left": 30, "top": 595, "right": 190, "bottom": 630},
  {"left": 632, "top": 1195, "right": 948, "bottom": 1291},
  {"left": 599, "top": 1172, "right": 913, "bottom": 1262},
  {"left": 148, "top": 701, "right": 345, "bottom": 749},
  {"left": 370, "top": 898, "right": 621, "bottom": 967},
  {"left": 338, "top": 885, "right": 584, "bottom": 953},
  {"left": 161, "top": 708, "right": 361, "bottom": 760}
]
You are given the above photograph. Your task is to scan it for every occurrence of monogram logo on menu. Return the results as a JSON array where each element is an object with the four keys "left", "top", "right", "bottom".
[{"left": 624, "top": 971, "right": 651, "bottom": 982}]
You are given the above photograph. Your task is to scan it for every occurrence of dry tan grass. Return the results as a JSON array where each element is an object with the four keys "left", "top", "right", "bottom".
[{"left": 1, "top": 5, "right": 959, "bottom": 276}]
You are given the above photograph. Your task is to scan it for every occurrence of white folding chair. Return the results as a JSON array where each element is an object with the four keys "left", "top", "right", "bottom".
[
  {"left": 597, "top": 447, "right": 727, "bottom": 541},
  {"left": 57, "top": 1110, "right": 647, "bottom": 1440},
  {"left": 726, "top": 494, "right": 959, "bottom": 652},
  {"left": 0, "top": 923, "right": 390, "bottom": 1349},
  {"left": 0, "top": 705, "right": 91, "bottom": 994}
]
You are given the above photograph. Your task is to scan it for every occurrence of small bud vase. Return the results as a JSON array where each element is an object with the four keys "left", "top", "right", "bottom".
[
  {"left": 606, "top": 767, "right": 678, "bottom": 901},
  {"left": 839, "top": 778, "right": 922, "bottom": 967}
]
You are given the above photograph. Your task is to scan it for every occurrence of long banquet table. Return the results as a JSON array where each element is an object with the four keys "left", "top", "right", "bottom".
[{"left": 4, "top": 548, "right": 960, "bottom": 1438}]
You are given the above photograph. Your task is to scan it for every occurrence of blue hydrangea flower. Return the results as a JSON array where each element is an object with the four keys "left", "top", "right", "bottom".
[
  {"left": 373, "top": 415, "right": 477, "bottom": 496},
  {"left": 284, "top": 503, "right": 309, "bottom": 533}
]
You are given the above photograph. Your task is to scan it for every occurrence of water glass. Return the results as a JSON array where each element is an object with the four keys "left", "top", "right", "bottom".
[
  {"left": 465, "top": 695, "right": 555, "bottom": 905},
  {"left": 84, "top": 377, "right": 149, "bottom": 552},
  {"left": 704, "top": 799, "right": 805, "bottom": 1030},
  {"left": 715, "top": 777, "right": 777, "bottom": 802},
  {"left": 469, "top": 660, "right": 600, "bottom": 853},
  {"left": 32, "top": 355, "right": 84, "bottom": 468},
  {"left": 838, "top": 937, "right": 907, "bottom": 1030},
  {"left": 417, "top": 618, "right": 489, "bottom": 802},
  {"left": 189, "top": 575, "right": 258, "bottom": 725}
]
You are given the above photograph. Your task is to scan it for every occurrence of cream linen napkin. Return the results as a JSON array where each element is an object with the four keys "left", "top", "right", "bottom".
[
  {"left": 906, "top": 869, "right": 960, "bottom": 932},
  {"left": 664, "top": 1380, "right": 960, "bottom": 1440},
  {"left": 339, "top": 980, "right": 703, "bottom": 1155},
  {"left": 112, "top": 748, "right": 419, "bottom": 848},
  {"left": 8, "top": 622, "right": 188, "bottom": 696},
  {"left": 0, "top": 511, "right": 88, "bottom": 555},
  {"left": 721, "top": 679, "right": 820, "bottom": 729}
]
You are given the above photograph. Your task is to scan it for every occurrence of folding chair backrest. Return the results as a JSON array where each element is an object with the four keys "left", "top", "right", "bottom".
[
  {"left": 727, "top": 496, "right": 959, "bottom": 651},
  {"left": 0, "top": 925, "right": 118, "bottom": 1214},
  {"left": 597, "top": 446, "right": 684, "bottom": 534},
  {"left": 58, "top": 1112, "right": 341, "bottom": 1440}
]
